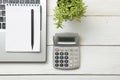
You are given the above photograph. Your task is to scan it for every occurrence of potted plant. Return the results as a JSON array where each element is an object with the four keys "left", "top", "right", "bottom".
[{"left": 54, "top": 0, "right": 87, "bottom": 28}]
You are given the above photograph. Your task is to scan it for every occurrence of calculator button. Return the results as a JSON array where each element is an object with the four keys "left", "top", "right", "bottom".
[
  {"left": 60, "top": 56, "right": 64, "bottom": 59},
  {"left": 55, "top": 64, "right": 59, "bottom": 67},
  {"left": 60, "top": 52, "right": 64, "bottom": 55},
  {"left": 65, "top": 60, "right": 68, "bottom": 63},
  {"left": 55, "top": 48, "right": 59, "bottom": 52},
  {"left": 69, "top": 60, "right": 73, "bottom": 63},
  {"left": 74, "top": 60, "right": 79, "bottom": 63},
  {"left": 74, "top": 57, "right": 78, "bottom": 60},
  {"left": 74, "top": 64, "right": 79, "bottom": 67},
  {"left": 74, "top": 54, "right": 78, "bottom": 56},
  {"left": 60, "top": 64, "right": 63, "bottom": 67},
  {"left": 60, "top": 49, "right": 64, "bottom": 51},
  {"left": 65, "top": 52, "right": 68, "bottom": 55},
  {"left": 55, "top": 52, "right": 59, "bottom": 55},
  {"left": 55, "top": 56, "right": 59, "bottom": 59},
  {"left": 69, "top": 64, "right": 73, "bottom": 67},
  {"left": 69, "top": 57, "right": 73, "bottom": 60},
  {"left": 55, "top": 60, "right": 59, "bottom": 63},
  {"left": 65, "top": 64, "right": 68, "bottom": 67},
  {"left": 69, "top": 53, "right": 73, "bottom": 56},
  {"left": 65, "top": 56, "right": 68, "bottom": 59},
  {"left": 60, "top": 60, "right": 63, "bottom": 63},
  {"left": 65, "top": 49, "right": 68, "bottom": 52}
]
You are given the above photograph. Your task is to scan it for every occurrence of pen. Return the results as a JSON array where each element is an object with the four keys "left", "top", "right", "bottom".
[{"left": 31, "top": 9, "right": 34, "bottom": 50}]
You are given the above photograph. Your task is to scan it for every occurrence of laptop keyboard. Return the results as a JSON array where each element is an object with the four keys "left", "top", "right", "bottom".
[{"left": 0, "top": 0, "right": 40, "bottom": 30}]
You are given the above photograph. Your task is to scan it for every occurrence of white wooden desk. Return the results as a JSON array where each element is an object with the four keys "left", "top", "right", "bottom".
[{"left": 0, "top": 0, "right": 120, "bottom": 79}]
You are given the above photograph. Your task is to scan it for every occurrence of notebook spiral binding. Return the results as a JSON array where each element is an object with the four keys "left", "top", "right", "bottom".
[{"left": 6, "top": 3, "right": 40, "bottom": 6}]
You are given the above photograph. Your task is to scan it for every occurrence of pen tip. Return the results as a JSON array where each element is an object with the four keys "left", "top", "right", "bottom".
[{"left": 32, "top": 45, "right": 33, "bottom": 50}]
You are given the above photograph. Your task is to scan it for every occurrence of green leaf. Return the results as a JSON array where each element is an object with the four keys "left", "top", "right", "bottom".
[{"left": 54, "top": 0, "right": 87, "bottom": 28}]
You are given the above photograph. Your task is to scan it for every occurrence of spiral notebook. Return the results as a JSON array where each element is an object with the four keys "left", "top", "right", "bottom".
[{"left": 6, "top": 4, "right": 41, "bottom": 52}]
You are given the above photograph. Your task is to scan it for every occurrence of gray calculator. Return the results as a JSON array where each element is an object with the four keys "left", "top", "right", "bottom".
[{"left": 53, "top": 33, "right": 80, "bottom": 70}]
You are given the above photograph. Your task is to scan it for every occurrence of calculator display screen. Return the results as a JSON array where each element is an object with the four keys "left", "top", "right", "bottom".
[{"left": 58, "top": 37, "right": 75, "bottom": 42}]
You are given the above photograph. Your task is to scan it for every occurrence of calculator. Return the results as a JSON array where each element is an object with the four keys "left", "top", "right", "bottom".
[{"left": 53, "top": 33, "right": 80, "bottom": 70}]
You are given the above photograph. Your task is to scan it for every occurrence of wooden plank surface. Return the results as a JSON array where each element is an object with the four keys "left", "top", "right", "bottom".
[
  {"left": 48, "top": 0, "right": 120, "bottom": 15},
  {"left": 0, "top": 76, "right": 120, "bottom": 80},
  {"left": 48, "top": 16, "right": 120, "bottom": 45},
  {"left": 0, "top": 46, "right": 120, "bottom": 74},
  {"left": 0, "top": 0, "right": 120, "bottom": 77}
]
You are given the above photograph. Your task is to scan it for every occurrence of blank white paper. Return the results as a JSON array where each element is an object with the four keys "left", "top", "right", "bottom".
[{"left": 6, "top": 4, "right": 41, "bottom": 52}]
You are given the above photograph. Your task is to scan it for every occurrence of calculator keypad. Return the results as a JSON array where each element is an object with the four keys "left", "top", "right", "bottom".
[{"left": 54, "top": 47, "right": 79, "bottom": 69}]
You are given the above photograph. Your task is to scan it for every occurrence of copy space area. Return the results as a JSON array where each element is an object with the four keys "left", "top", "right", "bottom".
[{"left": 0, "top": 0, "right": 120, "bottom": 79}]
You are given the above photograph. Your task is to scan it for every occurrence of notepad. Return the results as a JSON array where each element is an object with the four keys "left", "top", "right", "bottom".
[{"left": 6, "top": 4, "right": 41, "bottom": 52}]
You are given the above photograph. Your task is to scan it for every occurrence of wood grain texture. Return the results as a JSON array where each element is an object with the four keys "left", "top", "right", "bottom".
[
  {"left": 48, "top": 16, "right": 120, "bottom": 45},
  {"left": 0, "top": 76, "right": 120, "bottom": 80},
  {"left": 0, "top": 0, "right": 120, "bottom": 77},
  {"left": 0, "top": 46, "right": 120, "bottom": 74},
  {"left": 48, "top": 0, "right": 120, "bottom": 15}
]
